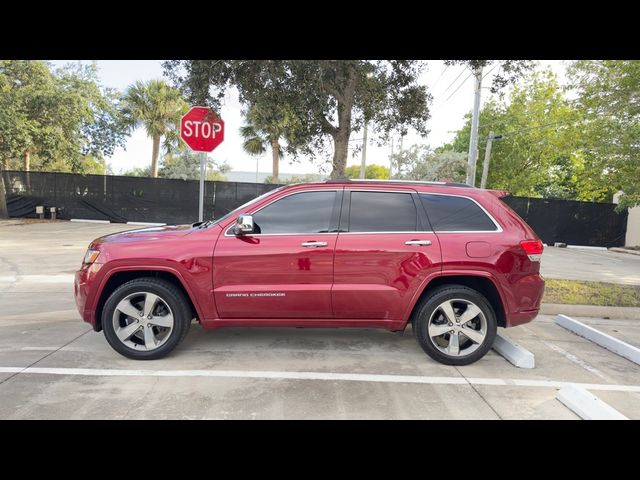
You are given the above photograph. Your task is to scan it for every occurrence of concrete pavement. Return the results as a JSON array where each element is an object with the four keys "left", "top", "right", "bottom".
[{"left": 541, "top": 246, "right": 640, "bottom": 285}]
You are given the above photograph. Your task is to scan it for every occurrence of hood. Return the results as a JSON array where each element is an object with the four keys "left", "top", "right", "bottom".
[{"left": 92, "top": 223, "right": 201, "bottom": 245}]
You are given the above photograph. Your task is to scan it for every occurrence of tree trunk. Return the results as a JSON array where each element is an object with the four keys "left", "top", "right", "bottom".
[
  {"left": 151, "top": 135, "right": 160, "bottom": 178},
  {"left": 329, "top": 68, "right": 357, "bottom": 180},
  {"left": 271, "top": 138, "right": 280, "bottom": 184},
  {"left": 0, "top": 164, "right": 8, "bottom": 219},
  {"left": 24, "top": 149, "right": 31, "bottom": 190},
  {"left": 331, "top": 131, "right": 349, "bottom": 179}
]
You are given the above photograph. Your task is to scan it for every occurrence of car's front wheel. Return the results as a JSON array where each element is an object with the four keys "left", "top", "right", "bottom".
[
  {"left": 413, "top": 285, "right": 497, "bottom": 366},
  {"left": 102, "top": 277, "right": 192, "bottom": 360}
]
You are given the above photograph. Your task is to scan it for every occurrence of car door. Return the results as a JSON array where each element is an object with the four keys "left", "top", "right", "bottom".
[
  {"left": 213, "top": 188, "right": 342, "bottom": 319},
  {"left": 332, "top": 189, "right": 442, "bottom": 320}
]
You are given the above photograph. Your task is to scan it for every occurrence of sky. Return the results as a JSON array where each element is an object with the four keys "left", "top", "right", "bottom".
[{"left": 51, "top": 60, "right": 568, "bottom": 176}]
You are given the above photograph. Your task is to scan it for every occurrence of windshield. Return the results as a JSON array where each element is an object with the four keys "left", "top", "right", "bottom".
[{"left": 207, "top": 186, "right": 287, "bottom": 227}]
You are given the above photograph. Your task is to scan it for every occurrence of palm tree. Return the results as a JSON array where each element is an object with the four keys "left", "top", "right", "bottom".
[
  {"left": 121, "top": 80, "right": 187, "bottom": 177},
  {"left": 240, "top": 104, "right": 290, "bottom": 184}
]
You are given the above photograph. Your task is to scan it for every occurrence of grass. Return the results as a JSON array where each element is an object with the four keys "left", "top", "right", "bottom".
[{"left": 543, "top": 279, "right": 640, "bottom": 307}]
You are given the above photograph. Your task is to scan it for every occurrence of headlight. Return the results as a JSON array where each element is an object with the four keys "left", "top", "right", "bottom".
[{"left": 83, "top": 249, "right": 101, "bottom": 265}]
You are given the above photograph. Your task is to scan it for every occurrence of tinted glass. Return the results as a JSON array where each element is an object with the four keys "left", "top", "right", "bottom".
[
  {"left": 252, "top": 191, "right": 336, "bottom": 234},
  {"left": 349, "top": 191, "right": 417, "bottom": 232},
  {"left": 420, "top": 194, "right": 497, "bottom": 231}
]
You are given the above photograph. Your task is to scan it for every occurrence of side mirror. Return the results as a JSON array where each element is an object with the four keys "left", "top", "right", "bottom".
[{"left": 234, "top": 214, "right": 254, "bottom": 235}]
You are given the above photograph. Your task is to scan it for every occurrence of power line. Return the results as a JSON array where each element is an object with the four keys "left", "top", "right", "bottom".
[
  {"left": 443, "top": 71, "right": 474, "bottom": 104},
  {"left": 482, "top": 63, "right": 499, "bottom": 79},
  {"left": 430, "top": 63, "right": 450, "bottom": 91},
  {"left": 432, "top": 71, "right": 474, "bottom": 113},
  {"left": 440, "top": 66, "right": 467, "bottom": 96}
]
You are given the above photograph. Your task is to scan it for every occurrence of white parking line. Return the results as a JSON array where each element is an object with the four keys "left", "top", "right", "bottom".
[
  {"left": 0, "top": 366, "right": 639, "bottom": 393},
  {"left": 0, "top": 274, "right": 74, "bottom": 283},
  {"left": 543, "top": 341, "right": 610, "bottom": 382}
]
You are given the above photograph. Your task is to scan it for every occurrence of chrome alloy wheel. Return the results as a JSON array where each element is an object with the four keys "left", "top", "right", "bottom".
[
  {"left": 427, "top": 298, "right": 487, "bottom": 357},
  {"left": 112, "top": 292, "right": 174, "bottom": 351}
]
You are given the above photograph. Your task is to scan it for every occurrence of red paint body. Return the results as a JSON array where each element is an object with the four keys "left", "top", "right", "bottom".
[{"left": 74, "top": 182, "right": 545, "bottom": 332}]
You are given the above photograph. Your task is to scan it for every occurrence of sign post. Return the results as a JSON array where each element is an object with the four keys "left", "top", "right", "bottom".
[{"left": 179, "top": 106, "right": 225, "bottom": 222}]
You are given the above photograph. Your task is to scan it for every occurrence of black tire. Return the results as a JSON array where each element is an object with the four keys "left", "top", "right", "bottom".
[
  {"left": 413, "top": 284, "right": 497, "bottom": 366},
  {"left": 102, "top": 277, "right": 192, "bottom": 360}
]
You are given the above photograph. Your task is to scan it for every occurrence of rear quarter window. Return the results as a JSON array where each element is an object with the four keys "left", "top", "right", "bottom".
[{"left": 420, "top": 194, "right": 498, "bottom": 232}]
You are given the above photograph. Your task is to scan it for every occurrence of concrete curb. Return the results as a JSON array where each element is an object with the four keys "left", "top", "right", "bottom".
[
  {"left": 70, "top": 218, "right": 111, "bottom": 224},
  {"left": 554, "top": 314, "right": 640, "bottom": 365},
  {"left": 557, "top": 385, "right": 628, "bottom": 420},
  {"left": 492, "top": 331, "right": 535, "bottom": 368},
  {"left": 540, "top": 303, "right": 640, "bottom": 320},
  {"left": 609, "top": 247, "right": 640, "bottom": 256},
  {"left": 565, "top": 245, "right": 608, "bottom": 251}
]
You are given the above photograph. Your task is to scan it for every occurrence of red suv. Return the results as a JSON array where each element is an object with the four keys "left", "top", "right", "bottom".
[{"left": 74, "top": 180, "right": 544, "bottom": 365}]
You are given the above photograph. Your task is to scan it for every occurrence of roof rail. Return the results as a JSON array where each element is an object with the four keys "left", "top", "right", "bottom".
[{"left": 325, "top": 178, "right": 474, "bottom": 188}]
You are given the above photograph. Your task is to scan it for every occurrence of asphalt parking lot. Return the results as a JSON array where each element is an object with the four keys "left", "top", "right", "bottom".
[{"left": 1, "top": 219, "right": 639, "bottom": 419}]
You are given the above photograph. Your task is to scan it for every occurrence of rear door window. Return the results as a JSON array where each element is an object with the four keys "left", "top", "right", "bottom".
[{"left": 348, "top": 191, "right": 418, "bottom": 232}]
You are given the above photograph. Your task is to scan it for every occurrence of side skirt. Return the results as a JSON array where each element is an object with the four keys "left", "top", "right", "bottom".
[{"left": 200, "top": 318, "right": 407, "bottom": 331}]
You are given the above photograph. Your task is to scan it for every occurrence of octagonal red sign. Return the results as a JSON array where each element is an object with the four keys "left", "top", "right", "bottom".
[{"left": 180, "top": 106, "right": 225, "bottom": 152}]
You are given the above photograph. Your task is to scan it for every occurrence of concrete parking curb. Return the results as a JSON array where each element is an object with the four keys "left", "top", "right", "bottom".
[
  {"left": 492, "top": 332, "right": 535, "bottom": 368},
  {"left": 554, "top": 314, "right": 640, "bottom": 365},
  {"left": 540, "top": 303, "right": 640, "bottom": 320},
  {"left": 609, "top": 247, "right": 640, "bottom": 256},
  {"left": 557, "top": 385, "right": 628, "bottom": 420}
]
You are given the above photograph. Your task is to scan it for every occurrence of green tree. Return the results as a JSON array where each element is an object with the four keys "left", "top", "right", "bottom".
[
  {"left": 0, "top": 61, "right": 128, "bottom": 217},
  {"left": 164, "top": 60, "right": 431, "bottom": 179},
  {"left": 0, "top": 61, "right": 127, "bottom": 172},
  {"left": 120, "top": 80, "right": 188, "bottom": 178},
  {"left": 568, "top": 60, "right": 640, "bottom": 208},
  {"left": 121, "top": 166, "right": 151, "bottom": 177},
  {"left": 264, "top": 173, "right": 326, "bottom": 185},
  {"left": 444, "top": 60, "right": 534, "bottom": 93},
  {"left": 344, "top": 164, "right": 390, "bottom": 179},
  {"left": 391, "top": 145, "right": 467, "bottom": 182},
  {"left": 159, "top": 150, "right": 230, "bottom": 181},
  {"left": 447, "top": 69, "right": 599, "bottom": 199},
  {"left": 240, "top": 102, "right": 297, "bottom": 184}
]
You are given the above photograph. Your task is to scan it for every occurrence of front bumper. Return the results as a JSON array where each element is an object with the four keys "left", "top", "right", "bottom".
[{"left": 74, "top": 262, "right": 104, "bottom": 328}]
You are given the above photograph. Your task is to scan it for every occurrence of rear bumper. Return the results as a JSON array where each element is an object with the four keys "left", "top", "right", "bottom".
[
  {"left": 74, "top": 263, "right": 104, "bottom": 329},
  {"left": 504, "top": 273, "right": 545, "bottom": 327}
]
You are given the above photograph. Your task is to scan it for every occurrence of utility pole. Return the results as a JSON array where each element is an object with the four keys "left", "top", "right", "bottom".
[
  {"left": 480, "top": 131, "right": 494, "bottom": 189},
  {"left": 389, "top": 137, "right": 395, "bottom": 178},
  {"left": 360, "top": 121, "right": 368, "bottom": 179},
  {"left": 466, "top": 65, "right": 483, "bottom": 186},
  {"left": 480, "top": 132, "right": 502, "bottom": 189}
]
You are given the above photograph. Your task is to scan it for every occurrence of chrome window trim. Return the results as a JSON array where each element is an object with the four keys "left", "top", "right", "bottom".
[
  {"left": 221, "top": 188, "right": 503, "bottom": 237},
  {"left": 419, "top": 192, "right": 503, "bottom": 233},
  {"left": 223, "top": 188, "right": 340, "bottom": 237}
]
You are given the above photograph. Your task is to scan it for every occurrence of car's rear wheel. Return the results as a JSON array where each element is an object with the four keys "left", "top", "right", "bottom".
[
  {"left": 102, "top": 278, "right": 192, "bottom": 360},
  {"left": 413, "top": 285, "right": 497, "bottom": 366}
]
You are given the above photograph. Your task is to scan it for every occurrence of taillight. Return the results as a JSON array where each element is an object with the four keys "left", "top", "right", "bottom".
[{"left": 520, "top": 240, "right": 543, "bottom": 262}]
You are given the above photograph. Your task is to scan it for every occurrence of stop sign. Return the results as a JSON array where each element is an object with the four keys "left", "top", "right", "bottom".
[{"left": 180, "top": 106, "right": 225, "bottom": 152}]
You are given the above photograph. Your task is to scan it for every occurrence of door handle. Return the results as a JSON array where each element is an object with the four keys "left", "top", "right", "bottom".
[
  {"left": 301, "top": 241, "right": 328, "bottom": 248},
  {"left": 405, "top": 240, "right": 432, "bottom": 246}
]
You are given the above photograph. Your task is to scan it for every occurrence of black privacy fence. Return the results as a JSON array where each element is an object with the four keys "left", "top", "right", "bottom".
[
  {"left": 2, "top": 170, "right": 280, "bottom": 225},
  {"left": 501, "top": 196, "right": 627, "bottom": 247},
  {"left": 2, "top": 170, "right": 628, "bottom": 247}
]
